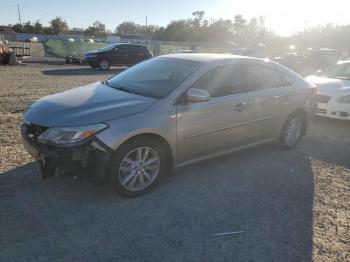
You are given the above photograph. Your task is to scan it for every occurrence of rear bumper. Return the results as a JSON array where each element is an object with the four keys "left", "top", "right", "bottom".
[
  {"left": 20, "top": 124, "right": 112, "bottom": 182},
  {"left": 316, "top": 102, "right": 350, "bottom": 120}
]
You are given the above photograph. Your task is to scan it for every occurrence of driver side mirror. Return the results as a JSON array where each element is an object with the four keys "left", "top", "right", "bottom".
[{"left": 186, "top": 88, "right": 210, "bottom": 103}]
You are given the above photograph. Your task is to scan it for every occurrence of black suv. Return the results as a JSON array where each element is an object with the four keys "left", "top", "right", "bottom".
[{"left": 84, "top": 43, "right": 153, "bottom": 70}]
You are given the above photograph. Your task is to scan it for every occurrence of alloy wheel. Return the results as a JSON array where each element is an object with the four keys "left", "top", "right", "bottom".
[
  {"left": 99, "top": 60, "right": 109, "bottom": 70},
  {"left": 283, "top": 117, "right": 302, "bottom": 147},
  {"left": 118, "top": 147, "right": 160, "bottom": 192}
]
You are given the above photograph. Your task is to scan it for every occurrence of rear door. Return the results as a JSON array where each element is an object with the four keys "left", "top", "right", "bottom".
[
  {"left": 128, "top": 45, "right": 149, "bottom": 64},
  {"left": 176, "top": 64, "right": 250, "bottom": 163},
  {"left": 243, "top": 63, "right": 296, "bottom": 141}
]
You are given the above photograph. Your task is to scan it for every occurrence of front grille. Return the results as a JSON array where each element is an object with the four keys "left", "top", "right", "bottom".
[
  {"left": 317, "top": 108, "right": 327, "bottom": 114},
  {"left": 318, "top": 95, "right": 331, "bottom": 103},
  {"left": 24, "top": 123, "right": 49, "bottom": 141}
]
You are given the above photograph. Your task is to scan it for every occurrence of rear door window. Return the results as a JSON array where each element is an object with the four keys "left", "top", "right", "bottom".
[
  {"left": 129, "top": 45, "right": 147, "bottom": 54},
  {"left": 192, "top": 64, "right": 243, "bottom": 98},
  {"left": 244, "top": 64, "right": 283, "bottom": 91}
]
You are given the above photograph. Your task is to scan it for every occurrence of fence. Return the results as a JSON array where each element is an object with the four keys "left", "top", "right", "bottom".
[
  {"left": 43, "top": 39, "right": 235, "bottom": 58},
  {"left": 44, "top": 39, "right": 109, "bottom": 58},
  {"left": 0, "top": 32, "right": 17, "bottom": 43}
]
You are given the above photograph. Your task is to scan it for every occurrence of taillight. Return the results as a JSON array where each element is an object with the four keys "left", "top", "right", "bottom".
[{"left": 313, "top": 86, "right": 320, "bottom": 96}]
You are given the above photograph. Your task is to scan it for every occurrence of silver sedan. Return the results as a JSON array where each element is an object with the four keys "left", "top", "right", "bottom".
[{"left": 21, "top": 54, "right": 316, "bottom": 196}]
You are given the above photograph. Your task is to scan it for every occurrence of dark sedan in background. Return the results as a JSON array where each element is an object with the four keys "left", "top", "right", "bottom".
[{"left": 84, "top": 43, "right": 153, "bottom": 70}]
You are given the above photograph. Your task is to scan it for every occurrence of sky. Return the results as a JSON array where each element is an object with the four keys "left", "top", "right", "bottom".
[{"left": 0, "top": 0, "right": 349, "bottom": 36}]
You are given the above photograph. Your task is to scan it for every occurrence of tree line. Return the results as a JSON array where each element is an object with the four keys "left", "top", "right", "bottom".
[
  {"left": 9, "top": 12, "right": 277, "bottom": 46},
  {"left": 8, "top": 11, "right": 350, "bottom": 50}
]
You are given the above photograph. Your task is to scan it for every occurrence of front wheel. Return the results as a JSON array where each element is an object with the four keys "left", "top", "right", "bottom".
[
  {"left": 98, "top": 58, "right": 110, "bottom": 70},
  {"left": 279, "top": 113, "right": 305, "bottom": 149},
  {"left": 107, "top": 138, "right": 167, "bottom": 197}
]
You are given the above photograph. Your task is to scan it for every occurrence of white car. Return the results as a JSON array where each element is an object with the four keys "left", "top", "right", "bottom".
[{"left": 306, "top": 61, "right": 350, "bottom": 120}]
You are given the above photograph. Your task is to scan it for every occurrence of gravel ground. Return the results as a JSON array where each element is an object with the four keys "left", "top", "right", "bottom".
[{"left": 0, "top": 57, "right": 349, "bottom": 261}]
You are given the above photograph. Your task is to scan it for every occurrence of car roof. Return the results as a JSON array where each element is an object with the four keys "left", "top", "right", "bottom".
[
  {"left": 117, "top": 43, "right": 146, "bottom": 47},
  {"left": 160, "top": 53, "right": 263, "bottom": 63}
]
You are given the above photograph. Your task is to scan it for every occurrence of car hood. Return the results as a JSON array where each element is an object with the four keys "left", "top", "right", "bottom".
[
  {"left": 85, "top": 50, "right": 102, "bottom": 55},
  {"left": 306, "top": 75, "right": 350, "bottom": 92},
  {"left": 23, "top": 82, "right": 156, "bottom": 127}
]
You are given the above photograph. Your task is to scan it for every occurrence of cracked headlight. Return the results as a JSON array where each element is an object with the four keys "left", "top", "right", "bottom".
[
  {"left": 338, "top": 95, "right": 350, "bottom": 103},
  {"left": 38, "top": 123, "right": 108, "bottom": 145}
]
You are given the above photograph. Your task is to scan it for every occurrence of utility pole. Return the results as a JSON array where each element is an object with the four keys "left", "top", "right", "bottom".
[
  {"left": 17, "top": 4, "right": 22, "bottom": 25},
  {"left": 145, "top": 16, "right": 148, "bottom": 34}
]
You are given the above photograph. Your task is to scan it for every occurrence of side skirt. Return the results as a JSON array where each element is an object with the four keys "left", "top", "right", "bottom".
[{"left": 175, "top": 138, "right": 276, "bottom": 169}]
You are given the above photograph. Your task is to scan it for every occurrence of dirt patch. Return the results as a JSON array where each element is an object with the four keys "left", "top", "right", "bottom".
[{"left": 311, "top": 159, "right": 350, "bottom": 261}]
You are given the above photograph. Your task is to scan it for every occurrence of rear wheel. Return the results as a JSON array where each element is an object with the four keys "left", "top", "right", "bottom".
[
  {"left": 98, "top": 58, "right": 110, "bottom": 70},
  {"left": 107, "top": 137, "right": 167, "bottom": 197},
  {"left": 280, "top": 113, "right": 305, "bottom": 149}
]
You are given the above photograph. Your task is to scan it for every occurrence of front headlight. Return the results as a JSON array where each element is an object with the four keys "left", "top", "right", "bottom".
[
  {"left": 38, "top": 123, "right": 107, "bottom": 145},
  {"left": 338, "top": 95, "right": 350, "bottom": 103}
]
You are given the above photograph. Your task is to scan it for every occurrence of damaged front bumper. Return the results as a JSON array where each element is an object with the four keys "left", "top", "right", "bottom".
[{"left": 20, "top": 123, "right": 112, "bottom": 182}]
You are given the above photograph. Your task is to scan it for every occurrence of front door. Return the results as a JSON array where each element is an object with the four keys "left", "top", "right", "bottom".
[
  {"left": 176, "top": 64, "right": 250, "bottom": 163},
  {"left": 111, "top": 45, "right": 129, "bottom": 65}
]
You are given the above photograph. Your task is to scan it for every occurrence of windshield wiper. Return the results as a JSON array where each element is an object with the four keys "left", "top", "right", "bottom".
[{"left": 102, "top": 81, "right": 141, "bottom": 95}]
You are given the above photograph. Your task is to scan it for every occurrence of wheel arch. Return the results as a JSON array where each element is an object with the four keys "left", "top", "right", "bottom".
[
  {"left": 114, "top": 132, "right": 174, "bottom": 170},
  {"left": 98, "top": 55, "right": 110, "bottom": 62}
]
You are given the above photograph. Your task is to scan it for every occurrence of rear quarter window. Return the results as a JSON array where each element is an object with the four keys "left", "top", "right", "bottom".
[
  {"left": 130, "top": 45, "right": 147, "bottom": 54},
  {"left": 245, "top": 64, "right": 282, "bottom": 91},
  {"left": 245, "top": 63, "right": 296, "bottom": 91}
]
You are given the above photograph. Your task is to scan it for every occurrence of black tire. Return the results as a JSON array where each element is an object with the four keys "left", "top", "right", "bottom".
[
  {"left": 98, "top": 58, "right": 110, "bottom": 70},
  {"left": 279, "top": 112, "right": 306, "bottom": 150},
  {"left": 107, "top": 137, "right": 168, "bottom": 197}
]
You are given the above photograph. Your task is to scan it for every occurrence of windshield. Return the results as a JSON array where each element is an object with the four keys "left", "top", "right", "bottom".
[
  {"left": 105, "top": 58, "right": 202, "bottom": 98},
  {"left": 99, "top": 44, "right": 119, "bottom": 52},
  {"left": 322, "top": 63, "right": 350, "bottom": 80}
]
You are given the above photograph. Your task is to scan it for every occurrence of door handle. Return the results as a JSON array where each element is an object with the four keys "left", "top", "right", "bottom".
[{"left": 234, "top": 102, "right": 247, "bottom": 112}]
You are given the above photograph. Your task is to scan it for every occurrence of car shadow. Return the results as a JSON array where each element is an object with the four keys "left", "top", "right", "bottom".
[
  {"left": 0, "top": 143, "right": 315, "bottom": 261},
  {"left": 25, "top": 59, "right": 68, "bottom": 66},
  {"left": 41, "top": 68, "right": 125, "bottom": 76}
]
